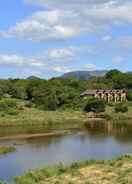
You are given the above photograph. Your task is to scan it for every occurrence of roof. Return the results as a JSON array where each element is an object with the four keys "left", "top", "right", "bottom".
[
  {"left": 80, "top": 90, "right": 97, "bottom": 96},
  {"left": 80, "top": 89, "right": 126, "bottom": 96}
]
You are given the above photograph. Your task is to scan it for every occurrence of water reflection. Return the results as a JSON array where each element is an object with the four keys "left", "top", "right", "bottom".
[
  {"left": 85, "top": 121, "right": 132, "bottom": 143},
  {"left": 0, "top": 121, "right": 132, "bottom": 181}
]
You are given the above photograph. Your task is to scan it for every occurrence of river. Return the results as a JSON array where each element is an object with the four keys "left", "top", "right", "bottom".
[{"left": 0, "top": 121, "right": 132, "bottom": 181}]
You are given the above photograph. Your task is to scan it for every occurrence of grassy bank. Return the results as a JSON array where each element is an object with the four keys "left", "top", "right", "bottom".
[
  {"left": 0, "top": 146, "right": 16, "bottom": 155},
  {"left": 0, "top": 101, "right": 132, "bottom": 137},
  {"left": 0, "top": 108, "right": 88, "bottom": 137},
  {"left": 104, "top": 102, "right": 132, "bottom": 122},
  {"left": 9, "top": 155, "right": 132, "bottom": 184},
  {"left": 0, "top": 108, "right": 87, "bottom": 127}
]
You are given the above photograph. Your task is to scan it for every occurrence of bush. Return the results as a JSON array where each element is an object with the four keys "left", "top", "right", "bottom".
[
  {"left": 7, "top": 109, "right": 19, "bottom": 116},
  {"left": 0, "top": 99, "right": 17, "bottom": 112},
  {"left": 84, "top": 98, "right": 106, "bottom": 113},
  {"left": 114, "top": 103, "right": 128, "bottom": 113},
  {"left": 25, "top": 101, "right": 33, "bottom": 108},
  {"left": 127, "top": 91, "right": 132, "bottom": 101}
]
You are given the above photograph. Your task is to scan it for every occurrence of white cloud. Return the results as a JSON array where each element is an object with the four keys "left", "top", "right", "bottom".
[
  {"left": 1, "top": 1, "right": 132, "bottom": 42},
  {"left": 0, "top": 53, "right": 45, "bottom": 67},
  {"left": 48, "top": 47, "right": 75, "bottom": 60},
  {"left": 51, "top": 66, "right": 71, "bottom": 73},
  {"left": 0, "top": 10, "right": 80, "bottom": 41},
  {"left": 25, "top": 0, "right": 128, "bottom": 9},
  {"left": 102, "top": 35, "right": 112, "bottom": 41},
  {"left": 0, "top": 45, "right": 84, "bottom": 77},
  {"left": 84, "top": 63, "right": 97, "bottom": 71},
  {"left": 0, "top": 54, "right": 25, "bottom": 65}
]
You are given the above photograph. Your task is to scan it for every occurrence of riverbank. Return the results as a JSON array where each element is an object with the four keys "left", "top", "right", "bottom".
[
  {"left": 10, "top": 154, "right": 132, "bottom": 184},
  {"left": 0, "top": 108, "right": 87, "bottom": 127},
  {"left": 104, "top": 103, "right": 132, "bottom": 121},
  {"left": 0, "top": 108, "right": 87, "bottom": 137},
  {"left": 0, "top": 105, "right": 132, "bottom": 137},
  {"left": 0, "top": 131, "right": 71, "bottom": 140}
]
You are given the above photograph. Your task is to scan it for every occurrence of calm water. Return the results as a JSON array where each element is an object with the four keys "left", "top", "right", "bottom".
[{"left": 1, "top": 121, "right": 132, "bottom": 181}]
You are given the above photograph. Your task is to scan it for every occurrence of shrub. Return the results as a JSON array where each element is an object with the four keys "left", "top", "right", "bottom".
[
  {"left": 114, "top": 103, "right": 128, "bottom": 113},
  {"left": 84, "top": 98, "right": 106, "bottom": 113},
  {"left": 0, "top": 99, "right": 17, "bottom": 111},
  {"left": 0, "top": 146, "right": 16, "bottom": 155},
  {"left": 127, "top": 91, "right": 132, "bottom": 101},
  {"left": 25, "top": 101, "right": 33, "bottom": 108},
  {"left": 7, "top": 109, "right": 19, "bottom": 116}
]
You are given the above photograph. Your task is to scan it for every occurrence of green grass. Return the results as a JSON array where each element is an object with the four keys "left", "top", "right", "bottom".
[
  {"left": 0, "top": 107, "right": 88, "bottom": 137},
  {"left": 0, "top": 107, "right": 87, "bottom": 127},
  {"left": 104, "top": 102, "right": 132, "bottom": 122},
  {"left": 0, "top": 99, "right": 132, "bottom": 136},
  {"left": 12, "top": 155, "right": 132, "bottom": 184},
  {"left": 0, "top": 146, "right": 16, "bottom": 155}
]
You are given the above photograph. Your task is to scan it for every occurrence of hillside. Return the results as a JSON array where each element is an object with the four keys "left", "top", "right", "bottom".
[{"left": 60, "top": 70, "right": 107, "bottom": 80}]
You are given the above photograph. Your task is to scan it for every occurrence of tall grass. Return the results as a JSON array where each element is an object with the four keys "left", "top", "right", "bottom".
[{"left": 13, "top": 154, "right": 132, "bottom": 184}]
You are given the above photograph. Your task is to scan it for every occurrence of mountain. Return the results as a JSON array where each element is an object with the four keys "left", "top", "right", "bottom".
[
  {"left": 27, "top": 76, "right": 41, "bottom": 80},
  {"left": 60, "top": 70, "right": 107, "bottom": 80}
]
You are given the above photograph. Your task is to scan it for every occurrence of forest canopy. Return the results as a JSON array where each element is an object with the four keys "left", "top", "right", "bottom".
[{"left": 0, "top": 70, "right": 131, "bottom": 111}]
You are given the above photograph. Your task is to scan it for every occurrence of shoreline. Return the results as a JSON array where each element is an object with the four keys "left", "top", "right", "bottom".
[
  {"left": 13, "top": 154, "right": 132, "bottom": 184},
  {"left": 0, "top": 130, "right": 71, "bottom": 141}
]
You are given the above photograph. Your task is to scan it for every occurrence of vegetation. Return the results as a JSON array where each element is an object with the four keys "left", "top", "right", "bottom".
[
  {"left": 84, "top": 98, "right": 106, "bottom": 113},
  {"left": 114, "top": 103, "right": 128, "bottom": 113},
  {"left": 0, "top": 146, "right": 16, "bottom": 155},
  {"left": 11, "top": 154, "right": 132, "bottom": 184},
  {"left": 0, "top": 69, "right": 131, "bottom": 112},
  {"left": 0, "top": 70, "right": 131, "bottom": 130},
  {"left": 0, "top": 107, "right": 87, "bottom": 127}
]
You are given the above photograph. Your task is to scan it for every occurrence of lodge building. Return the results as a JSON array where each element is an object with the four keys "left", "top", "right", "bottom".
[{"left": 80, "top": 89, "right": 127, "bottom": 102}]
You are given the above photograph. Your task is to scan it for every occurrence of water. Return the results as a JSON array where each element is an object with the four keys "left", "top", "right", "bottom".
[{"left": 0, "top": 121, "right": 132, "bottom": 181}]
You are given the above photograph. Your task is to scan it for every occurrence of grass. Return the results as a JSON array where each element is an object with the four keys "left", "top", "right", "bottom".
[
  {"left": 0, "top": 107, "right": 88, "bottom": 137},
  {"left": 11, "top": 154, "right": 132, "bottom": 184},
  {"left": 0, "top": 99, "right": 132, "bottom": 137},
  {"left": 0, "top": 146, "right": 16, "bottom": 155},
  {"left": 104, "top": 101, "right": 132, "bottom": 122},
  {"left": 0, "top": 107, "right": 87, "bottom": 127}
]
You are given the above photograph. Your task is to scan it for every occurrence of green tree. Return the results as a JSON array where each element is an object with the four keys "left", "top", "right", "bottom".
[
  {"left": 105, "top": 69, "right": 122, "bottom": 79},
  {"left": 84, "top": 98, "right": 106, "bottom": 113}
]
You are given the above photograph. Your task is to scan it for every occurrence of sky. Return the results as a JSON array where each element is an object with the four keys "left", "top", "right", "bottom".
[{"left": 0, "top": 0, "right": 132, "bottom": 78}]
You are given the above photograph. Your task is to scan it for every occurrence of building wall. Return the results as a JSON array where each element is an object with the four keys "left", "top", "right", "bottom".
[{"left": 94, "top": 92, "right": 127, "bottom": 102}]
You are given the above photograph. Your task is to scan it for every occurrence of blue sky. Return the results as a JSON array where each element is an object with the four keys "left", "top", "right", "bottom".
[{"left": 0, "top": 0, "right": 132, "bottom": 78}]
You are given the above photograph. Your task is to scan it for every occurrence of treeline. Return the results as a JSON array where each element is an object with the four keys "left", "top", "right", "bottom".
[{"left": 0, "top": 69, "right": 132, "bottom": 111}]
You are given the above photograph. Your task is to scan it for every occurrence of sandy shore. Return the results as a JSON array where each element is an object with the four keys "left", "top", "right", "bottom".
[{"left": 0, "top": 131, "right": 70, "bottom": 140}]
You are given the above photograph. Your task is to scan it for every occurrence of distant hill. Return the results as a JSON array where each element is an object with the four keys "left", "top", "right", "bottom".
[
  {"left": 60, "top": 70, "right": 107, "bottom": 80},
  {"left": 27, "top": 76, "right": 41, "bottom": 80}
]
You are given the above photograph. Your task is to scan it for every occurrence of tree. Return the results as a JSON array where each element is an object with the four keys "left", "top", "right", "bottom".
[
  {"left": 84, "top": 98, "right": 106, "bottom": 113},
  {"left": 105, "top": 69, "right": 122, "bottom": 79}
]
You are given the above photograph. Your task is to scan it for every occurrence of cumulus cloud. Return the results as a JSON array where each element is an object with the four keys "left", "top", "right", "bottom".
[
  {"left": 84, "top": 63, "right": 97, "bottom": 71},
  {"left": 1, "top": 1, "right": 132, "bottom": 42},
  {"left": 0, "top": 54, "right": 25, "bottom": 65},
  {"left": 0, "top": 10, "right": 81, "bottom": 41},
  {"left": 0, "top": 46, "right": 85, "bottom": 77},
  {"left": 51, "top": 66, "right": 72, "bottom": 73},
  {"left": 102, "top": 35, "right": 112, "bottom": 41},
  {"left": 48, "top": 47, "right": 75, "bottom": 60},
  {"left": 25, "top": 0, "right": 129, "bottom": 9},
  {"left": 0, "top": 53, "right": 45, "bottom": 67}
]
